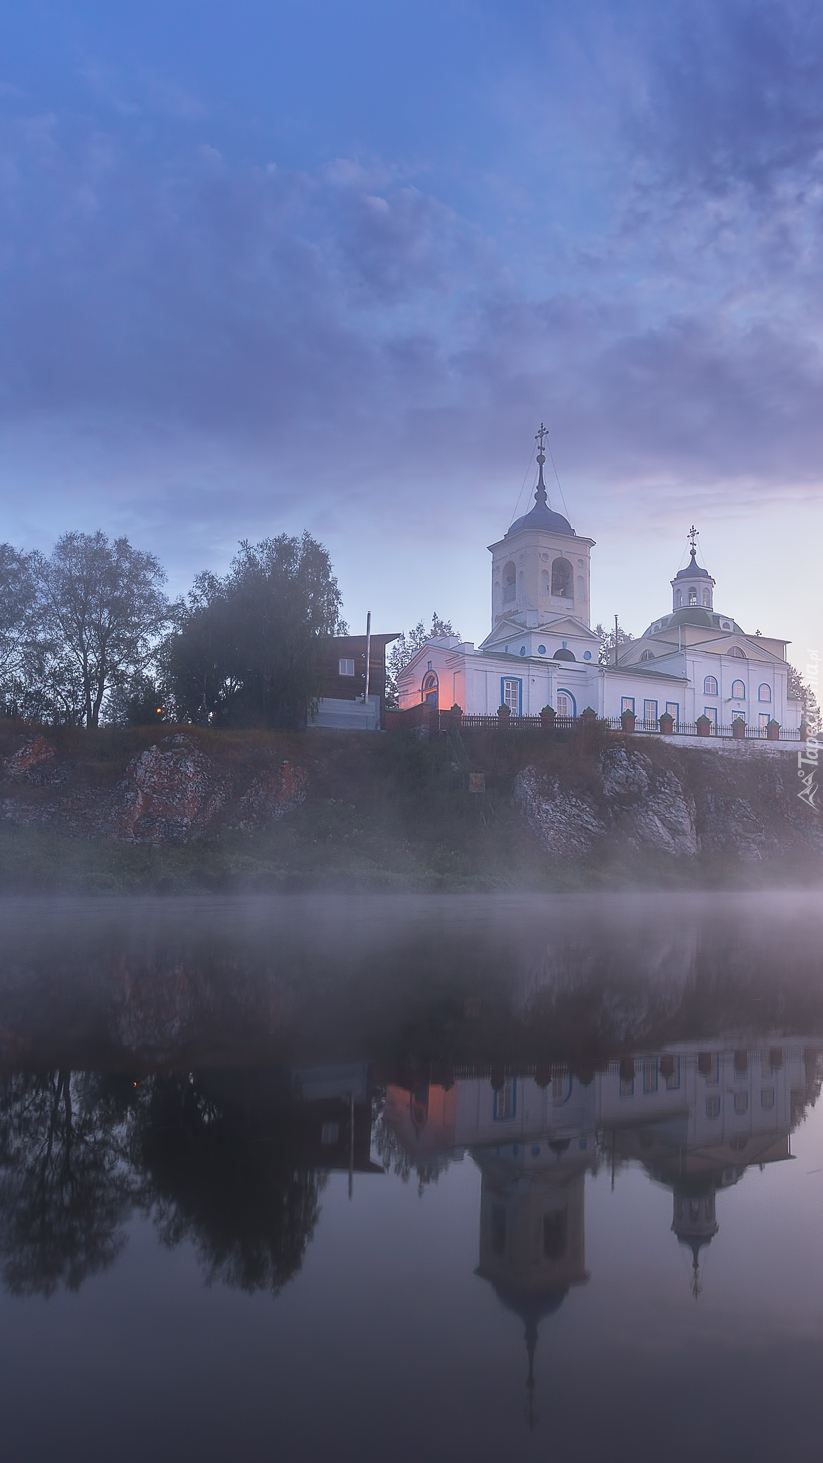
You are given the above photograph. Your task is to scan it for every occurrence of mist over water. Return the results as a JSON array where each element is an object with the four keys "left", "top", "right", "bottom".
[{"left": 1, "top": 892, "right": 823, "bottom": 1461}]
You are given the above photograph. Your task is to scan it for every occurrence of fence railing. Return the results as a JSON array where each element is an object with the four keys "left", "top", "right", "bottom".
[{"left": 386, "top": 704, "right": 805, "bottom": 741}]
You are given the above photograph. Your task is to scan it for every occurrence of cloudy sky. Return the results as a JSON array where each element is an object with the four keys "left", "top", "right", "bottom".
[{"left": 1, "top": 0, "right": 821, "bottom": 661}]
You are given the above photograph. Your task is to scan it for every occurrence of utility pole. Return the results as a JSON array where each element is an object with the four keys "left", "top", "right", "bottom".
[
  {"left": 363, "top": 611, "right": 371, "bottom": 703},
  {"left": 614, "top": 613, "right": 619, "bottom": 667}
]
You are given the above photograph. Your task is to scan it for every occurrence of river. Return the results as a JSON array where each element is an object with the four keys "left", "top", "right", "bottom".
[{"left": 0, "top": 892, "right": 821, "bottom": 1461}]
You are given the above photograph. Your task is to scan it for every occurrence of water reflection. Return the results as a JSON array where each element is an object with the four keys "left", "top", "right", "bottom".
[
  {"left": 383, "top": 1041, "right": 822, "bottom": 1422},
  {"left": 1, "top": 894, "right": 823, "bottom": 1456}
]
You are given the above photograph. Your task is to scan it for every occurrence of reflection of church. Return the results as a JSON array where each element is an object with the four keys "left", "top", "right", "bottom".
[{"left": 383, "top": 1041, "right": 821, "bottom": 1421}]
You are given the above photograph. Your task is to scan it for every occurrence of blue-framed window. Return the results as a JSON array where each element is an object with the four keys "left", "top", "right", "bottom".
[
  {"left": 557, "top": 688, "right": 576, "bottom": 717},
  {"left": 493, "top": 1080, "right": 517, "bottom": 1121},
  {"left": 731, "top": 679, "right": 746, "bottom": 699},
  {"left": 501, "top": 677, "right": 522, "bottom": 713},
  {"left": 665, "top": 701, "right": 679, "bottom": 727},
  {"left": 758, "top": 684, "right": 771, "bottom": 702},
  {"left": 704, "top": 675, "right": 718, "bottom": 694},
  {"left": 621, "top": 696, "right": 635, "bottom": 714},
  {"left": 421, "top": 670, "right": 438, "bottom": 705},
  {"left": 703, "top": 706, "right": 718, "bottom": 731},
  {"left": 643, "top": 699, "right": 658, "bottom": 726}
]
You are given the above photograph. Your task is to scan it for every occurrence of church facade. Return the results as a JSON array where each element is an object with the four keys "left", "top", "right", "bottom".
[{"left": 396, "top": 436, "right": 802, "bottom": 738}]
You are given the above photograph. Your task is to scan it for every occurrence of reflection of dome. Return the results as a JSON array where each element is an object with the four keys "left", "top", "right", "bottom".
[
  {"left": 482, "top": 1280, "right": 571, "bottom": 1433},
  {"left": 485, "top": 1277, "right": 570, "bottom": 1327},
  {"left": 671, "top": 1184, "right": 718, "bottom": 1299}
]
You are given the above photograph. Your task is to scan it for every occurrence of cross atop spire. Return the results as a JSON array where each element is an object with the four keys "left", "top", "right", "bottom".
[
  {"left": 534, "top": 423, "right": 548, "bottom": 506},
  {"left": 688, "top": 524, "right": 699, "bottom": 560}
]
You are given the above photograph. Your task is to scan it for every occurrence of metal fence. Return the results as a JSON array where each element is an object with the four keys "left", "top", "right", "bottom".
[
  {"left": 388, "top": 703, "right": 804, "bottom": 741},
  {"left": 445, "top": 713, "right": 803, "bottom": 741}
]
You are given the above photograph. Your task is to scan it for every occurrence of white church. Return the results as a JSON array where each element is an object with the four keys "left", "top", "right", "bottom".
[{"left": 396, "top": 429, "right": 802, "bottom": 739}]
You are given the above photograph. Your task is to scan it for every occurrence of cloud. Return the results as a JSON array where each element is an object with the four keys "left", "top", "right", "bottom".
[{"left": 1, "top": 1, "right": 823, "bottom": 592}]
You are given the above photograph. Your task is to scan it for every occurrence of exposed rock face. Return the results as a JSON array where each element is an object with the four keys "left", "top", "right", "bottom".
[
  {"left": 0, "top": 730, "right": 309, "bottom": 845},
  {"left": 233, "top": 760, "right": 308, "bottom": 830},
  {"left": 514, "top": 769, "right": 606, "bottom": 856},
  {"left": 699, "top": 794, "right": 767, "bottom": 861},
  {"left": 516, "top": 743, "right": 706, "bottom": 862},
  {"left": 3, "top": 735, "right": 59, "bottom": 783},
  {"left": 113, "top": 735, "right": 229, "bottom": 844}
]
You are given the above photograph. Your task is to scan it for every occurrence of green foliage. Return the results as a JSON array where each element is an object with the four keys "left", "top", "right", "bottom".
[
  {"left": 164, "top": 533, "right": 345, "bottom": 727},
  {"left": 789, "top": 664, "right": 820, "bottom": 729},
  {"left": 0, "top": 545, "right": 39, "bottom": 718},
  {"left": 595, "top": 622, "right": 635, "bottom": 665},
  {"left": 31, "top": 532, "right": 169, "bottom": 727},
  {"left": 107, "top": 673, "right": 168, "bottom": 726}
]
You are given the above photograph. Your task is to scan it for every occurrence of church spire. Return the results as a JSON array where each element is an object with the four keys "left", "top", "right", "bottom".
[
  {"left": 534, "top": 422, "right": 549, "bottom": 509},
  {"left": 525, "top": 1317, "right": 539, "bottom": 1431}
]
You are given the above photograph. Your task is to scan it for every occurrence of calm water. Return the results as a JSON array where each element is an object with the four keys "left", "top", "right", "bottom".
[{"left": 1, "top": 892, "right": 823, "bottom": 1462}]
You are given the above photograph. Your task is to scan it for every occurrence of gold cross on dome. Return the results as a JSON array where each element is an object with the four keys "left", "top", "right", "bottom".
[
  {"left": 535, "top": 423, "right": 548, "bottom": 452},
  {"left": 688, "top": 524, "right": 699, "bottom": 552}
]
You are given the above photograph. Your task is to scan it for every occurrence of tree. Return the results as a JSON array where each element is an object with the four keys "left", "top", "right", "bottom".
[
  {"left": 386, "top": 612, "right": 460, "bottom": 706},
  {"left": 595, "top": 622, "right": 635, "bottom": 666},
  {"left": 32, "top": 532, "right": 169, "bottom": 727},
  {"left": 789, "top": 664, "right": 820, "bottom": 730},
  {"left": 106, "top": 672, "right": 168, "bottom": 726},
  {"left": 0, "top": 1072, "right": 136, "bottom": 1296},
  {"left": 165, "top": 533, "right": 345, "bottom": 727},
  {"left": 0, "top": 545, "right": 38, "bottom": 717},
  {"left": 135, "top": 1073, "right": 324, "bottom": 1295}
]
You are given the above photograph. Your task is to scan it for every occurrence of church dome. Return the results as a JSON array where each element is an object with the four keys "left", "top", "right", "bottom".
[
  {"left": 507, "top": 502, "right": 574, "bottom": 538},
  {"left": 674, "top": 547, "right": 711, "bottom": 579},
  {"left": 506, "top": 444, "right": 574, "bottom": 538}
]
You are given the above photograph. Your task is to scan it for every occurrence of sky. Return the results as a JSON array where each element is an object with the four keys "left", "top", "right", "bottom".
[{"left": 1, "top": 0, "right": 822, "bottom": 662}]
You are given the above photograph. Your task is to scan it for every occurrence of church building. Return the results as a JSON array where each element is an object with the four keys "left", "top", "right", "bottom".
[{"left": 396, "top": 429, "right": 802, "bottom": 738}]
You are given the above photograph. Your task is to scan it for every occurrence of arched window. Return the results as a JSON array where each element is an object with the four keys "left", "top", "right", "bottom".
[
  {"left": 540, "top": 569, "right": 550, "bottom": 595},
  {"left": 758, "top": 683, "right": 771, "bottom": 702},
  {"left": 731, "top": 679, "right": 746, "bottom": 699},
  {"left": 556, "top": 689, "right": 576, "bottom": 717},
  {"left": 421, "top": 671, "right": 438, "bottom": 705},
  {"left": 550, "top": 557, "right": 573, "bottom": 597},
  {"left": 704, "top": 675, "right": 718, "bottom": 694},
  {"left": 503, "top": 561, "right": 516, "bottom": 602},
  {"left": 728, "top": 646, "right": 746, "bottom": 658},
  {"left": 688, "top": 587, "right": 697, "bottom": 605},
  {"left": 676, "top": 589, "right": 682, "bottom": 607},
  {"left": 702, "top": 589, "right": 711, "bottom": 606},
  {"left": 640, "top": 649, "right": 654, "bottom": 662},
  {"left": 552, "top": 647, "right": 576, "bottom": 661}
]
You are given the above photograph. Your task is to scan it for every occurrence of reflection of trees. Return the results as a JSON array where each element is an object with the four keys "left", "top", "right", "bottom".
[
  {"left": 0, "top": 1072, "right": 135, "bottom": 1295},
  {"left": 134, "top": 1074, "right": 324, "bottom": 1295}
]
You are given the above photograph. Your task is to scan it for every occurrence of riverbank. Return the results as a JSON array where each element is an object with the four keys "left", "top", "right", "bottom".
[{"left": 0, "top": 720, "right": 818, "bottom": 892}]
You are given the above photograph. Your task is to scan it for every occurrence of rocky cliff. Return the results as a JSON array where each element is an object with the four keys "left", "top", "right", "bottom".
[
  {"left": 0, "top": 720, "right": 818, "bottom": 890},
  {"left": 515, "top": 740, "right": 818, "bottom": 864}
]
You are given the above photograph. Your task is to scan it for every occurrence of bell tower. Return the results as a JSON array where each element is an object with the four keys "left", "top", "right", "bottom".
[
  {"left": 671, "top": 527, "right": 715, "bottom": 612},
  {"left": 488, "top": 425, "right": 595, "bottom": 631}
]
